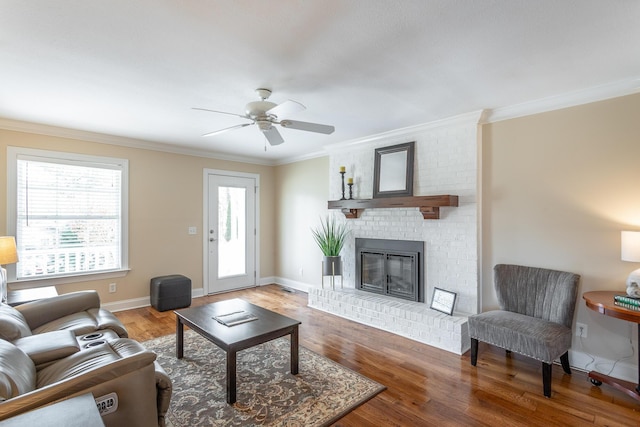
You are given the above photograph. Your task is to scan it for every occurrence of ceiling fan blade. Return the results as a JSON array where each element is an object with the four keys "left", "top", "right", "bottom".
[
  {"left": 202, "top": 123, "right": 252, "bottom": 137},
  {"left": 192, "top": 107, "right": 249, "bottom": 120},
  {"left": 266, "top": 100, "right": 306, "bottom": 118},
  {"left": 280, "top": 119, "right": 335, "bottom": 134},
  {"left": 262, "top": 126, "right": 284, "bottom": 146}
]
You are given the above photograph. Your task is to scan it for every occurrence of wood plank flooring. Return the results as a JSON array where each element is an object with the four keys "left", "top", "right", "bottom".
[{"left": 114, "top": 285, "right": 640, "bottom": 426}]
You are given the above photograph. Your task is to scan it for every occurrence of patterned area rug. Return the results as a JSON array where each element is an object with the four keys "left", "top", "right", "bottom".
[{"left": 144, "top": 330, "right": 386, "bottom": 426}]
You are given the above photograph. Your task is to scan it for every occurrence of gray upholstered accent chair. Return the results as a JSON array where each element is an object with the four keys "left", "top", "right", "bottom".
[{"left": 468, "top": 264, "right": 580, "bottom": 398}]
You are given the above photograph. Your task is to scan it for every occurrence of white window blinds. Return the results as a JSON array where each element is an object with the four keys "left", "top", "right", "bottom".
[{"left": 13, "top": 151, "right": 127, "bottom": 280}]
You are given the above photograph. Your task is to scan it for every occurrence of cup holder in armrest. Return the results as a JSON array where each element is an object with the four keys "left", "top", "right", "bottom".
[
  {"left": 76, "top": 330, "right": 119, "bottom": 349},
  {"left": 81, "top": 333, "right": 104, "bottom": 341},
  {"left": 84, "top": 340, "right": 107, "bottom": 348}
]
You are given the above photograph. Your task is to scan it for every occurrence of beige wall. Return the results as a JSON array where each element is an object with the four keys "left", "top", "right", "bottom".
[
  {"left": 0, "top": 129, "right": 276, "bottom": 303},
  {"left": 4, "top": 91, "right": 640, "bottom": 370},
  {"left": 483, "top": 93, "right": 640, "bottom": 361},
  {"left": 274, "top": 156, "right": 329, "bottom": 285}
]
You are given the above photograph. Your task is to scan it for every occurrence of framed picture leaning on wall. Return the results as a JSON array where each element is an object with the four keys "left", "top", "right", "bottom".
[{"left": 430, "top": 287, "right": 457, "bottom": 315}]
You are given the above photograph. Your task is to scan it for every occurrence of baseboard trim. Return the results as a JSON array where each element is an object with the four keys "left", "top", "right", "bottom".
[
  {"left": 103, "top": 287, "right": 206, "bottom": 312},
  {"left": 568, "top": 349, "right": 636, "bottom": 384},
  {"left": 271, "top": 277, "right": 312, "bottom": 293},
  {"left": 258, "top": 276, "right": 277, "bottom": 286}
]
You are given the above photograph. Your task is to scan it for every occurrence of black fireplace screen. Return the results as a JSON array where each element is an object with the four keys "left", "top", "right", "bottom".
[{"left": 356, "top": 238, "right": 424, "bottom": 302}]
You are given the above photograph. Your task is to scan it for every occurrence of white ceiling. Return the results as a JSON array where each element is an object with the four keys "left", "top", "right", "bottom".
[{"left": 1, "top": 1, "right": 640, "bottom": 164}]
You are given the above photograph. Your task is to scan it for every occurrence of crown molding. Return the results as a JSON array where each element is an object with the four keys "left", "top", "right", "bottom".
[
  {"left": 323, "top": 110, "right": 484, "bottom": 154},
  {"left": 483, "top": 77, "right": 640, "bottom": 123},
  {"left": 274, "top": 149, "right": 328, "bottom": 166},
  {"left": 4, "top": 77, "right": 639, "bottom": 165},
  {"left": 0, "top": 118, "right": 278, "bottom": 166}
]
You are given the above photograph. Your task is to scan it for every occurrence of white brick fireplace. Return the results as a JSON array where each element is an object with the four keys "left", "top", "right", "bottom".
[{"left": 308, "top": 111, "right": 481, "bottom": 355}]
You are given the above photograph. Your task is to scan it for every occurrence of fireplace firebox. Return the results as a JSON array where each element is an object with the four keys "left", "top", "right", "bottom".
[{"left": 355, "top": 238, "right": 424, "bottom": 302}]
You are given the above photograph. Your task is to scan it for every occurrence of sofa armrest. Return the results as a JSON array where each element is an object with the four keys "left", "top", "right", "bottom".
[
  {"left": 16, "top": 291, "right": 101, "bottom": 331},
  {"left": 88, "top": 308, "right": 128, "bottom": 338},
  {"left": 13, "top": 331, "right": 80, "bottom": 368},
  {"left": 154, "top": 361, "right": 172, "bottom": 427},
  {"left": 0, "top": 347, "right": 157, "bottom": 422}
]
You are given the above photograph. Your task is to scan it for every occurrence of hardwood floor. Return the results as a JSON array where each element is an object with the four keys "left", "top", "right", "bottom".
[{"left": 114, "top": 285, "right": 640, "bottom": 426}]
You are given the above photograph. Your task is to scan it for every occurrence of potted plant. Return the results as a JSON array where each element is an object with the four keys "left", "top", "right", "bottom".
[{"left": 311, "top": 215, "right": 350, "bottom": 276}]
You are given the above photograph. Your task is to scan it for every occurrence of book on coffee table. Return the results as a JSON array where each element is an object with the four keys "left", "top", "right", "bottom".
[{"left": 213, "top": 310, "right": 258, "bottom": 326}]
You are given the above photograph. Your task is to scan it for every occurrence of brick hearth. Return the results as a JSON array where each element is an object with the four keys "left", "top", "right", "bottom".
[{"left": 308, "top": 287, "right": 470, "bottom": 355}]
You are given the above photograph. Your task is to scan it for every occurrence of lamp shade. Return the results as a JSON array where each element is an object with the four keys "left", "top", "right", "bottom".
[
  {"left": 0, "top": 237, "right": 18, "bottom": 265},
  {"left": 621, "top": 231, "right": 640, "bottom": 262}
]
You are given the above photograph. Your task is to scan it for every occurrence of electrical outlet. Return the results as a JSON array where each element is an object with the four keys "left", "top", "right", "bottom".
[
  {"left": 109, "top": 283, "right": 117, "bottom": 293},
  {"left": 188, "top": 226, "right": 197, "bottom": 235},
  {"left": 576, "top": 322, "right": 587, "bottom": 338}
]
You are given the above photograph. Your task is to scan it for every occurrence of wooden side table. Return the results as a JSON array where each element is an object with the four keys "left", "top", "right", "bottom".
[{"left": 582, "top": 290, "right": 640, "bottom": 402}]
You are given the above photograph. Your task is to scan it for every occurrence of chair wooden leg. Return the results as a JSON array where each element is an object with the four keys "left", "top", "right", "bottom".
[
  {"left": 470, "top": 338, "right": 478, "bottom": 366},
  {"left": 560, "top": 352, "right": 571, "bottom": 374},
  {"left": 542, "top": 362, "right": 552, "bottom": 398}
]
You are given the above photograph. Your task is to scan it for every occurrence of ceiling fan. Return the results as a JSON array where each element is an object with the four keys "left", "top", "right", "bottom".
[{"left": 193, "top": 88, "right": 335, "bottom": 146}]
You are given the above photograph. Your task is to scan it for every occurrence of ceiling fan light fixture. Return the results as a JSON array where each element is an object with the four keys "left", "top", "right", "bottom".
[{"left": 257, "top": 120, "right": 272, "bottom": 131}]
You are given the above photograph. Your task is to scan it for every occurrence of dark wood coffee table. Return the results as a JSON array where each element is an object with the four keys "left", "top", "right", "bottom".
[{"left": 174, "top": 298, "right": 301, "bottom": 404}]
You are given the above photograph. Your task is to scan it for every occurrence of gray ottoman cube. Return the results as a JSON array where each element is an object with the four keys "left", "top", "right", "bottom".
[{"left": 150, "top": 274, "right": 192, "bottom": 311}]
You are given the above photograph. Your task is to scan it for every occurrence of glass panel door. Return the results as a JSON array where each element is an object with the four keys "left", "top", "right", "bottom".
[{"left": 207, "top": 173, "right": 256, "bottom": 293}]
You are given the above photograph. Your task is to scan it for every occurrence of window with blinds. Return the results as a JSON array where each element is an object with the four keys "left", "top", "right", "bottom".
[{"left": 9, "top": 148, "right": 128, "bottom": 280}]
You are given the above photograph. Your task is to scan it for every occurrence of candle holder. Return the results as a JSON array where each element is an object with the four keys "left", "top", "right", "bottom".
[
  {"left": 340, "top": 171, "right": 346, "bottom": 200},
  {"left": 348, "top": 183, "right": 353, "bottom": 200}
]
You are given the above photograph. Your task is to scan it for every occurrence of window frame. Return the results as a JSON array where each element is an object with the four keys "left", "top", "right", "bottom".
[{"left": 6, "top": 147, "right": 129, "bottom": 288}]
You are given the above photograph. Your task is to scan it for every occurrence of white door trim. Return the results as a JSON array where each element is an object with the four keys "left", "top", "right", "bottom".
[{"left": 202, "top": 168, "right": 260, "bottom": 295}]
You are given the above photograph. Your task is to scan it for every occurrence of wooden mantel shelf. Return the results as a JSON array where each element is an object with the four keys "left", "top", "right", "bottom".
[{"left": 328, "top": 195, "right": 458, "bottom": 220}]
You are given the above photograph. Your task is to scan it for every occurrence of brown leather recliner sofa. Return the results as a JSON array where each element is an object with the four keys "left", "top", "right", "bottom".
[
  {"left": 1, "top": 290, "right": 128, "bottom": 340},
  {"left": 0, "top": 291, "right": 172, "bottom": 427}
]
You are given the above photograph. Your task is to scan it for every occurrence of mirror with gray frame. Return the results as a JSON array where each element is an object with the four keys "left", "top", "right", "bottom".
[{"left": 373, "top": 141, "right": 415, "bottom": 198}]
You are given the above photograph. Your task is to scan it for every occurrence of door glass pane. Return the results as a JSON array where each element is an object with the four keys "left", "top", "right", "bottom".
[{"left": 218, "top": 186, "right": 246, "bottom": 278}]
